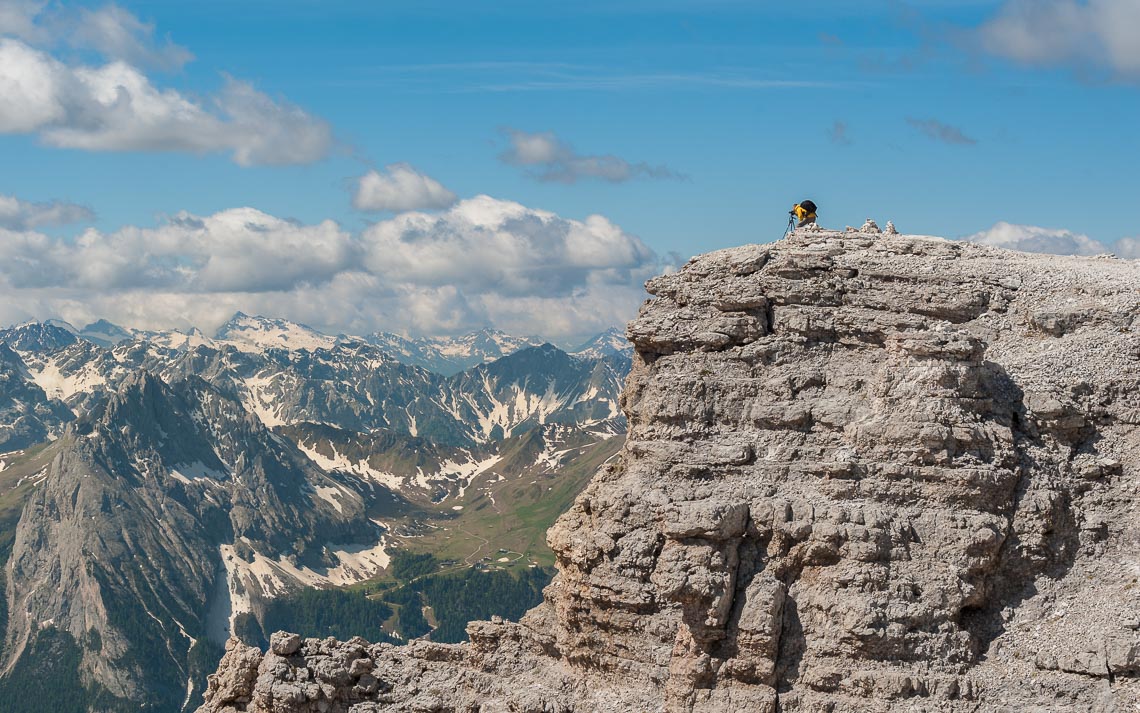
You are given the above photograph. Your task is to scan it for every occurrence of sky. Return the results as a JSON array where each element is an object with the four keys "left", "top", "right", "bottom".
[{"left": 1, "top": 0, "right": 1137, "bottom": 340}]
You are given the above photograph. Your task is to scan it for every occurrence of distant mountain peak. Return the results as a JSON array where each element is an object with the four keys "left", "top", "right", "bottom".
[
  {"left": 44, "top": 318, "right": 79, "bottom": 334},
  {"left": 215, "top": 312, "right": 337, "bottom": 353},
  {"left": 367, "top": 329, "right": 545, "bottom": 376},
  {"left": 0, "top": 320, "right": 80, "bottom": 353},
  {"left": 83, "top": 318, "right": 121, "bottom": 331},
  {"left": 570, "top": 326, "right": 633, "bottom": 361}
]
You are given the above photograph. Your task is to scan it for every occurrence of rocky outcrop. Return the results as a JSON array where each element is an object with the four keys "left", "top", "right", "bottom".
[{"left": 198, "top": 229, "right": 1140, "bottom": 712}]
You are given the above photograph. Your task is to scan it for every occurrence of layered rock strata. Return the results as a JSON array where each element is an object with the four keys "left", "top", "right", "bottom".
[{"left": 199, "top": 229, "right": 1140, "bottom": 712}]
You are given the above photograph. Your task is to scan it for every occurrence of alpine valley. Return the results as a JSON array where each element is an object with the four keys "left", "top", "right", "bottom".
[{"left": 0, "top": 314, "right": 631, "bottom": 712}]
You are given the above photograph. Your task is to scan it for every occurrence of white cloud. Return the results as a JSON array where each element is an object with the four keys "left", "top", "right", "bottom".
[
  {"left": 0, "top": 207, "right": 355, "bottom": 293},
  {"left": 353, "top": 164, "right": 457, "bottom": 212},
  {"left": 0, "top": 3, "right": 332, "bottom": 166},
  {"left": 0, "top": 39, "right": 332, "bottom": 165},
  {"left": 1113, "top": 237, "right": 1140, "bottom": 259},
  {"left": 964, "top": 221, "right": 1110, "bottom": 256},
  {"left": 976, "top": 0, "right": 1140, "bottom": 78},
  {"left": 0, "top": 38, "right": 64, "bottom": 131},
  {"left": 0, "top": 1, "right": 192, "bottom": 70},
  {"left": 499, "top": 128, "right": 681, "bottom": 184},
  {"left": 360, "top": 195, "right": 656, "bottom": 297},
  {"left": 0, "top": 197, "right": 667, "bottom": 340},
  {"left": 67, "top": 3, "right": 194, "bottom": 70},
  {"left": 0, "top": 194, "right": 93, "bottom": 229},
  {"left": 0, "top": 1, "right": 42, "bottom": 43}
]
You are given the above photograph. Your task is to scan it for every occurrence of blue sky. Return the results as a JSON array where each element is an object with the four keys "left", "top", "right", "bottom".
[{"left": 0, "top": 0, "right": 1137, "bottom": 338}]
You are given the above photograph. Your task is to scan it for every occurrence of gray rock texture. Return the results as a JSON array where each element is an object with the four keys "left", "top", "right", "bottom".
[
  {"left": 0, "top": 342, "right": 72, "bottom": 451},
  {"left": 3, "top": 370, "right": 378, "bottom": 709},
  {"left": 197, "top": 229, "right": 1140, "bottom": 712}
]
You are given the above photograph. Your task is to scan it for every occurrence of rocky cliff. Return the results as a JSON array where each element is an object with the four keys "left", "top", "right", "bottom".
[{"left": 198, "top": 228, "right": 1140, "bottom": 713}]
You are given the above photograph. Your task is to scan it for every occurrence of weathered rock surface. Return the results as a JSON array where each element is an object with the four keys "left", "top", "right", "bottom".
[{"left": 198, "top": 229, "right": 1140, "bottom": 712}]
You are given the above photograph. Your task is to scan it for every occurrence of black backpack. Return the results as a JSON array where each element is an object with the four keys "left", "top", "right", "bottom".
[{"left": 800, "top": 200, "right": 817, "bottom": 214}]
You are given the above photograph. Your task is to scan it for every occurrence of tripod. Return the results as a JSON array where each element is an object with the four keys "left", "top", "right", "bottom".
[{"left": 783, "top": 214, "right": 797, "bottom": 238}]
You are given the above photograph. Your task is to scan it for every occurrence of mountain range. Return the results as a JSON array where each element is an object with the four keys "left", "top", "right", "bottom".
[{"left": 0, "top": 314, "right": 631, "bottom": 712}]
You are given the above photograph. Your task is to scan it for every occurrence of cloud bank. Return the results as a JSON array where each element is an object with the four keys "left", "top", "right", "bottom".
[
  {"left": 0, "top": 5, "right": 332, "bottom": 165},
  {"left": 0, "top": 193, "right": 94, "bottom": 230},
  {"left": 499, "top": 128, "right": 681, "bottom": 184},
  {"left": 353, "top": 164, "right": 457, "bottom": 212},
  {"left": 965, "top": 221, "right": 1140, "bottom": 258},
  {"left": 0, "top": 195, "right": 666, "bottom": 340}
]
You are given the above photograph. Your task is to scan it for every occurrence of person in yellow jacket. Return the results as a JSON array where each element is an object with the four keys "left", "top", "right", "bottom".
[{"left": 790, "top": 199, "right": 817, "bottom": 228}]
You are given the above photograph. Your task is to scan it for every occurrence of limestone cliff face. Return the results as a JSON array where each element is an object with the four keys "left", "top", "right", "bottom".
[{"left": 198, "top": 229, "right": 1140, "bottom": 713}]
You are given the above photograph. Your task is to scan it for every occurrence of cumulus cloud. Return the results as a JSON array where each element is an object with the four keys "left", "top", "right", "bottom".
[
  {"left": 0, "top": 40, "right": 332, "bottom": 165},
  {"left": 0, "top": 197, "right": 667, "bottom": 340},
  {"left": 360, "top": 195, "right": 656, "bottom": 297},
  {"left": 499, "top": 128, "right": 681, "bottom": 184},
  {"left": 0, "top": 5, "right": 332, "bottom": 166},
  {"left": 964, "top": 222, "right": 1110, "bottom": 256},
  {"left": 0, "top": 1, "right": 193, "bottom": 70},
  {"left": 0, "top": 193, "right": 93, "bottom": 230},
  {"left": 975, "top": 0, "right": 1140, "bottom": 78},
  {"left": 906, "top": 117, "right": 977, "bottom": 145},
  {"left": 0, "top": 1, "right": 41, "bottom": 41},
  {"left": 353, "top": 164, "right": 457, "bottom": 212},
  {"left": 0, "top": 207, "right": 356, "bottom": 292},
  {"left": 67, "top": 3, "right": 194, "bottom": 70}
]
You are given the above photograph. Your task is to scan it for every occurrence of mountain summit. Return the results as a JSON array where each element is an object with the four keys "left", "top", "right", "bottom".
[
  {"left": 214, "top": 313, "right": 338, "bottom": 353},
  {"left": 368, "top": 328, "right": 547, "bottom": 375},
  {"left": 201, "top": 228, "right": 1140, "bottom": 712}
]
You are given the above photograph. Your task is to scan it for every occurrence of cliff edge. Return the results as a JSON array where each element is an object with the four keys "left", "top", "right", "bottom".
[{"left": 198, "top": 228, "right": 1140, "bottom": 712}]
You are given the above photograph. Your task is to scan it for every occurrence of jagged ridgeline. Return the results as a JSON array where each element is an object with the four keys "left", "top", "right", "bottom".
[
  {"left": 0, "top": 317, "right": 630, "bottom": 712},
  {"left": 201, "top": 229, "right": 1139, "bottom": 712}
]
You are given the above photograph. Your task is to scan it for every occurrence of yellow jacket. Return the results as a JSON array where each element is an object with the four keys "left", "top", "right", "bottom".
[{"left": 792, "top": 204, "right": 816, "bottom": 222}]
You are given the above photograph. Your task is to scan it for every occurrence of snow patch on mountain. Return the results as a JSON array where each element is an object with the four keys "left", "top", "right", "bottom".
[
  {"left": 147, "top": 327, "right": 215, "bottom": 352},
  {"left": 242, "top": 372, "right": 288, "bottom": 427},
  {"left": 214, "top": 544, "right": 254, "bottom": 642},
  {"left": 313, "top": 484, "right": 354, "bottom": 514},
  {"left": 369, "top": 328, "right": 545, "bottom": 375},
  {"left": 169, "top": 461, "right": 225, "bottom": 485},
  {"left": 26, "top": 359, "right": 108, "bottom": 403},
  {"left": 216, "top": 536, "right": 392, "bottom": 635},
  {"left": 295, "top": 441, "right": 404, "bottom": 491},
  {"left": 215, "top": 312, "right": 338, "bottom": 353},
  {"left": 429, "top": 454, "right": 502, "bottom": 497},
  {"left": 426, "top": 329, "right": 541, "bottom": 361}
]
